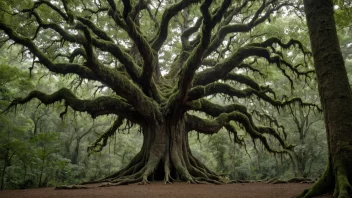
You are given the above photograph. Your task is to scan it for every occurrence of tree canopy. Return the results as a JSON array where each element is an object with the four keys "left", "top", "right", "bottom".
[{"left": 0, "top": 0, "right": 325, "bottom": 186}]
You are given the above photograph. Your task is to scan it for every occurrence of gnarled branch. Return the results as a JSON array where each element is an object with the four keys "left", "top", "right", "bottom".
[
  {"left": 185, "top": 111, "right": 292, "bottom": 153},
  {"left": 151, "top": 0, "right": 202, "bottom": 51},
  {"left": 188, "top": 82, "right": 321, "bottom": 111},
  {"left": 2, "top": 88, "right": 142, "bottom": 123},
  {"left": 194, "top": 38, "right": 314, "bottom": 87}
]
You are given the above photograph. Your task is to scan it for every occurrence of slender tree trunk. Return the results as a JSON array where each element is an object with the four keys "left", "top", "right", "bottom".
[
  {"left": 299, "top": 0, "right": 352, "bottom": 197},
  {"left": 23, "top": 162, "right": 27, "bottom": 183},
  {"left": 0, "top": 157, "right": 7, "bottom": 191},
  {"left": 71, "top": 138, "right": 80, "bottom": 165},
  {"left": 33, "top": 120, "right": 38, "bottom": 136},
  {"left": 38, "top": 148, "right": 45, "bottom": 187}
]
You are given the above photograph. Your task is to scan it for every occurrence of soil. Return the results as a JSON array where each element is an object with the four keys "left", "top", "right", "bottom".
[{"left": 0, "top": 182, "right": 332, "bottom": 198}]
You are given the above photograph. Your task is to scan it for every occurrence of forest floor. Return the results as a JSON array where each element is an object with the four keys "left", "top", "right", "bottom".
[{"left": 0, "top": 182, "right": 332, "bottom": 198}]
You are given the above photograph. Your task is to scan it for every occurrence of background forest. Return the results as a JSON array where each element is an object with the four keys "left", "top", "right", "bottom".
[{"left": 0, "top": 0, "right": 351, "bottom": 191}]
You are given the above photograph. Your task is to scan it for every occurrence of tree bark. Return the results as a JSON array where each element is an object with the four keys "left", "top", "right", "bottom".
[{"left": 298, "top": 0, "right": 352, "bottom": 197}]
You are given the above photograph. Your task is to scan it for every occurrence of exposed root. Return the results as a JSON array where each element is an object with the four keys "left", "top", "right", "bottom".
[
  {"left": 228, "top": 180, "right": 252, "bottom": 184},
  {"left": 81, "top": 122, "right": 225, "bottom": 188},
  {"left": 296, "top": 164, "right": 333, "bottom": 198},
  {"left": 187, "top": 180, "right": 195, "bottom": 184},
  {"left": 99, "top": 178, "right": 142, "bottom": 187},
  {"left": 333, "top": 165, "right": 352, "bottom": 198},
  {"left": 195, "top": 177, "right": 224, "bottom": 185},
  {"left": 95, "top": 158, "right": 224, "bottom": 187},
  {"left": 138, "top": 179, "right": 150, "bottom": 185},
  {"left": 265, "top": 178, "right": 278, "bottom": 184},
  {"left": 80, "top": 149, "right": 225, "bottom": 188},
  {"left": 297, "top": 159, "right": 352, "bottom": 198},
  {"left": 272, "top": 180, "right": 288, "bottom": 184},
  {"left": 164, "top": 180, "right": 172, "bottom": 184},
  {"left": 287, "top": 178, "right": 314, "bottom": 183},
  {"left": 163, "top": 172, "right": 174, "bottom": 184},
  {"left": 80, "top": 152, "right": 145, "bottom": 185},
  {"left": 55, "top": 185, "right": 89, "bottom": 190}
]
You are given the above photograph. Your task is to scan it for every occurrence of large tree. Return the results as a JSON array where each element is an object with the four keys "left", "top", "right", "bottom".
[
  {"left": 0, "top": 0, "right": 317, "bottom": 185},
  {"left": 297, "top": 0, "right": 352, "bottom": 197}
]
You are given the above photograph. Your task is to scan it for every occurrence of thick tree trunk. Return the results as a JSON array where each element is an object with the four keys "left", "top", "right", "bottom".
[
  {"left": 299, "top": 0, "right": 352, "bottom": 197},
  {"left": 85, "top": 116, "right": 222, "bottom": 186}
]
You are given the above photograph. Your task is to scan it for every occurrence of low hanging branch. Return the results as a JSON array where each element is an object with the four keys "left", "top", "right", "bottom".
[
  {"left": 186, "top": 99, "right": 288, "bottom": 148},
  {"left": 2, "top": 88, "right": 142, "bottom": 122},
  {"left": 185, "top": 111, "right": 292, "bottom": 154},
  {"left": 188, "top": 82, "right": 321, "bottom": 112}
]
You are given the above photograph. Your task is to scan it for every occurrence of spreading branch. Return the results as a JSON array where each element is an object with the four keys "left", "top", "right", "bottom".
[
  {"left": 188, "top": 82, "right": 320, "bottom": 111},
  {"left": 174, "top": 0, "right": 232, "bottom": 106},
  {"left": 151, "top": 0, "right": 202, "bottom": 51},
  {"left": 194, "top": 37, "right": 314, "bottom": 87},
  {"left": 0, "top": 18, "right": 161, "bottom": 121},
  {"left": 186, "top": 111, "right": 292, "bottom": 153},
  {"left": 2, "top": 88, "right": 142, "bottom": 123}
]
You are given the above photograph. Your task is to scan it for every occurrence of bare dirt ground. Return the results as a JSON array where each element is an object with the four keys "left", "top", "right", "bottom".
[{"left": 0, "top": 182, "right": 332, "bottom": 198}]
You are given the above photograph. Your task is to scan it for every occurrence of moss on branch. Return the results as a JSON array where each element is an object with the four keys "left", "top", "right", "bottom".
[
  {"left": 106, "top": 0, "right": 127, "bottom": 29},
  {"left": 251, "top": 109, "right": 287, "bottom": 139},
  {"left": 82, "top": 58, "right": 162, "bottom": 121},
  {"left": 185, "top": 110, "right": 291, "bottom": 153},
  {"left": 20, "top": 6, "right": 142, "bottom": 83},
  {"left": 124, "top": 16, "right": 158, "bottom": 93},
  {"left": 23, "top": 0, "right": 69, "bottom": 21},
  {"left": 248, "top": 37, "right": 310, "bottom": 55},
  {"left": 175, "top": 0, "right": 231, "bottom": 107},
  {"left": 188, "top": 82, "right": 268, "bottom": 101},
  {"left": 106, "top": 0, "right": 162, "bottom": 100},
  {"left": 187, "top": 99, "right": 287, "bottom": 146},
  {"left": 202, "top": 1, "right": 289, "bottom": 58},
  {"left": 0, "top": 21, "right": 98, "bottom": 79},
  {"left": 194, "top": 37, "right": 314, "bottom": 88},
  {"left": 186, "top": 114, "right": 224, "bottom": 134},
  {"left": 68, "top": 48, "right": 86, "bottom": 63},
  {"left": 121, "top": 0, "right": 132, "bottom": 19},
  {"left": 77, "top": 17, "right": 113, "bottom": 42},
  {"left": 2, "top": 88, "right": 142, "bottom": 122},
  {"left": 188, "top": 99, "right": 248, "bottom": 117},
  {"left": 236, "top": 63, "right": 266, "bottom": 76},
  {"left": 181, "top": 16, "right": 203, "bottom": 50},
  {"left": 92, "top": 38, "right": 142, "bottom": 83},
  {"left": 194, "top": 46, "right": 272, "bottom": 86},
  {"left": 151, "top": 0, "right": 202, "bottom": 51},
  {"left": 223, "top": 73, "right": 261, "bottom": 90},
  {"left": 0, "top": 19, "right": 162, "bottom": 121},
  {"left": 188, "top": 82, "right": 320, "bottom": 111}
]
